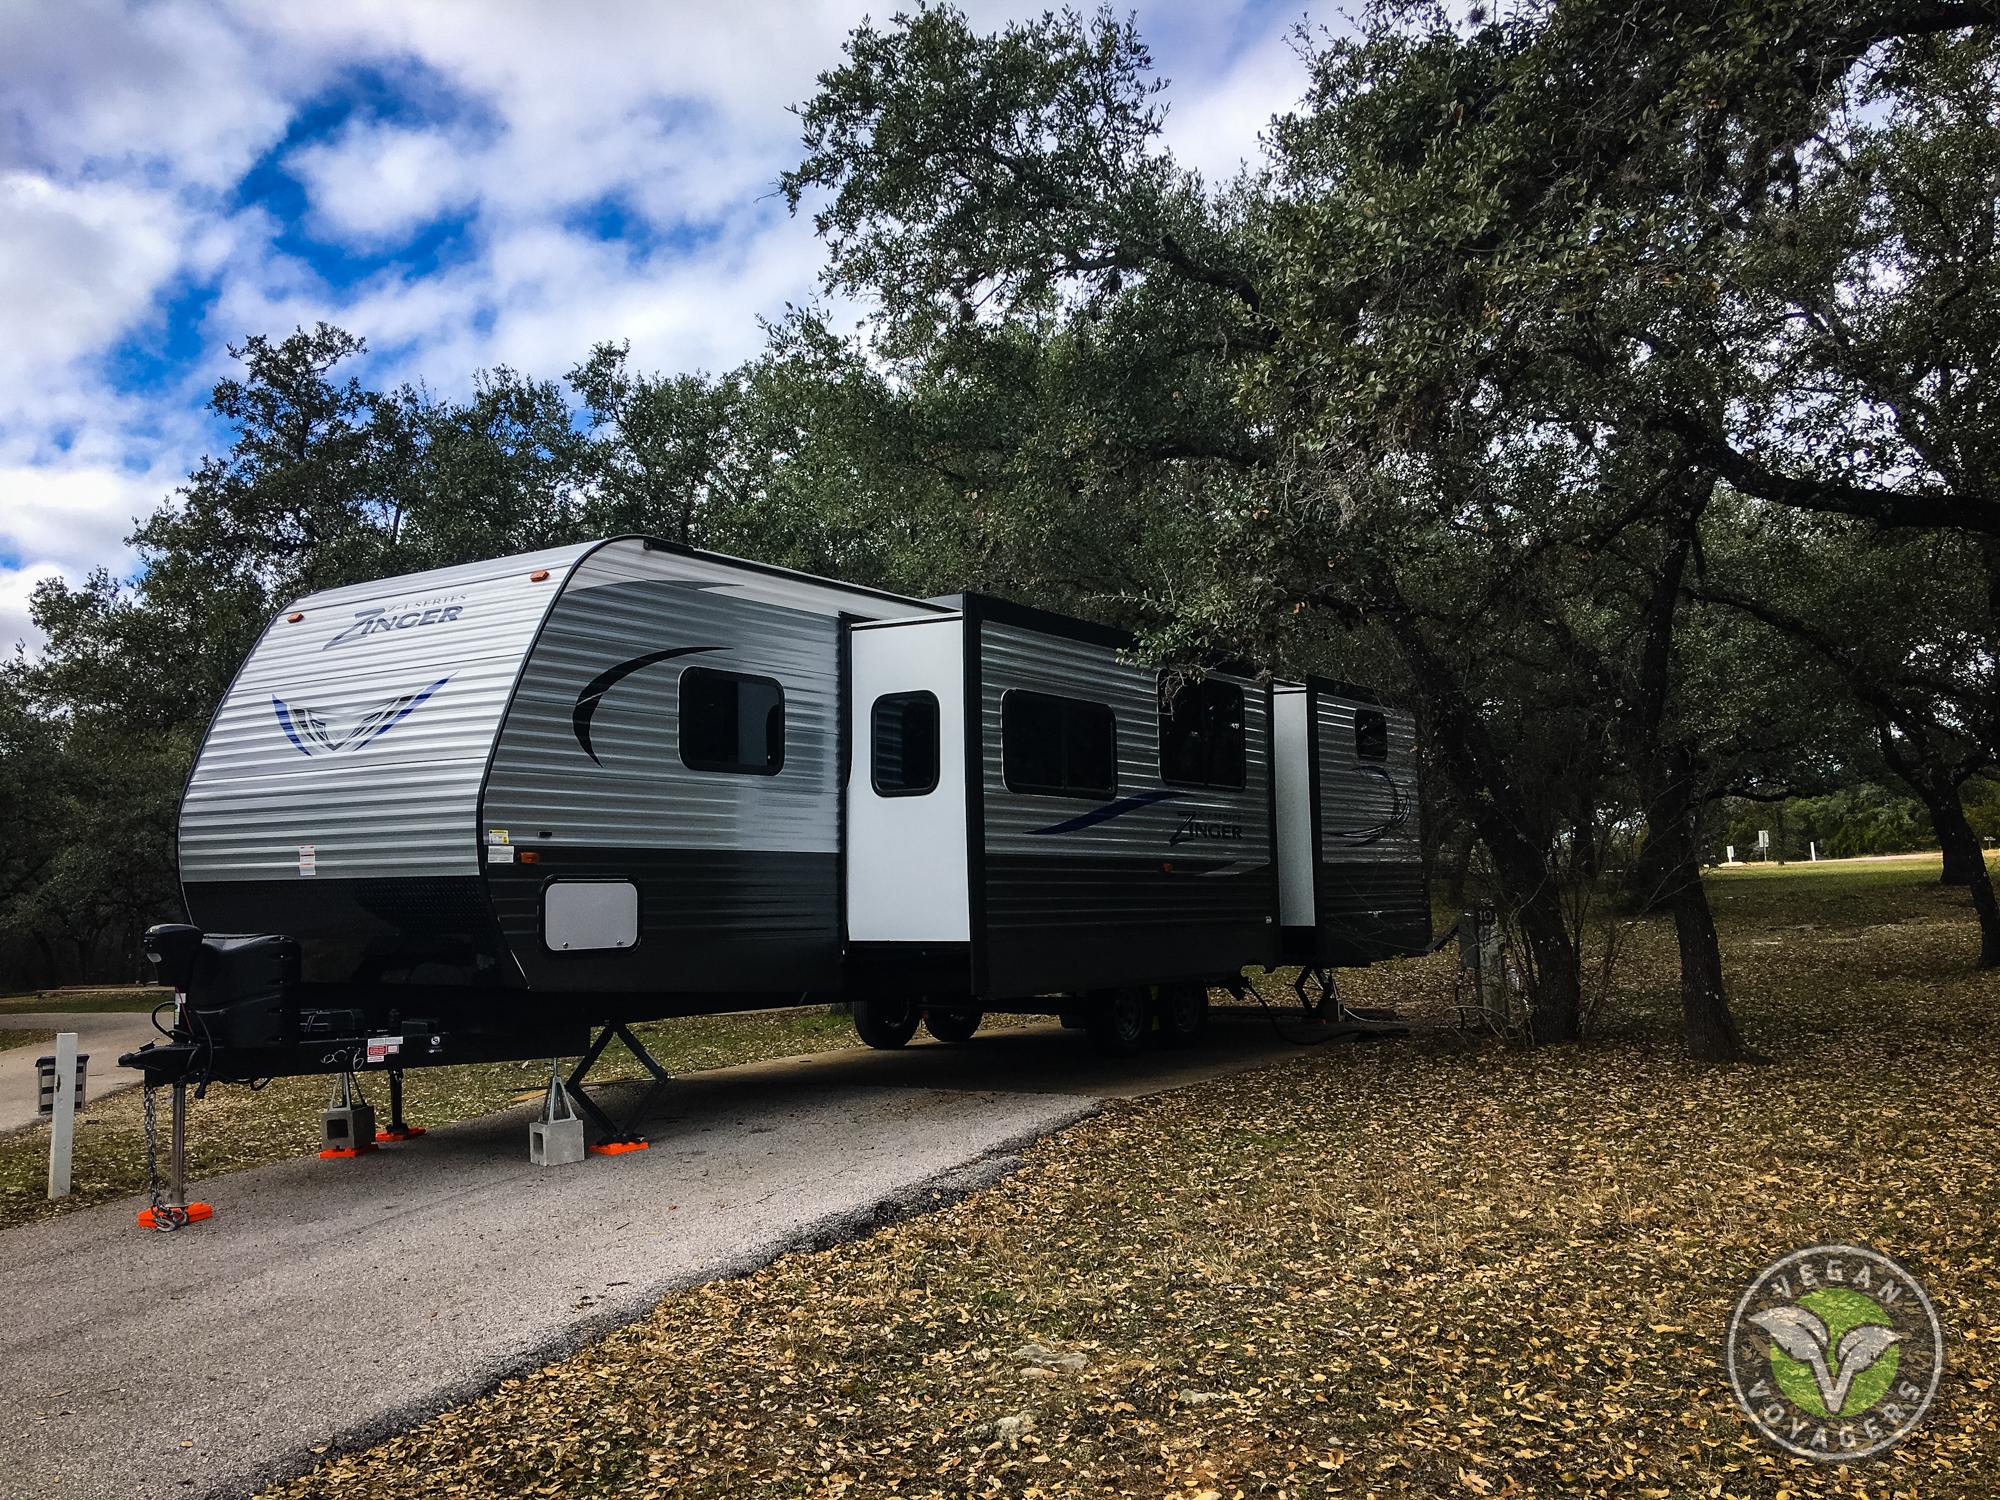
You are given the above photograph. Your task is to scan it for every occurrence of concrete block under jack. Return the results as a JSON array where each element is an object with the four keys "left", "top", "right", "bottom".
[
  {"left": 530, "top": 1113, "right": 586, "bottom": 1166},
  {"left": 321, "top": 1099, "right": 376, "bottom": 1155}
]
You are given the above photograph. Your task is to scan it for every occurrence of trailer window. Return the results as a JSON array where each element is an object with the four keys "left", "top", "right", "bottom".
[
  {"left": 1002, "top": 691, "right": 1116, "bottom": 799},
  {"left": 872, "top": 692, "right": 940, "bottom": 796},
  {"left": 1355, "top": 709, "right": 1389, "bottom": 761},
  {"left": 680, "top": 667, "right": 785, "bottom": 775},
  {"left": 1158, "top": 676, "right": 1246, "bottom": 789}
]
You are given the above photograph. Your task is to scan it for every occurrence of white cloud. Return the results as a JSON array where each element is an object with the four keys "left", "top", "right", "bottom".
[
  {"left": 288, "top": 123, "right": 480, "bottom": 245},
  {"left": 0, "top": 0, "right": 1304, "bottom": 652},
  {"left": 1160, "top": 28, "right": 1312, "bottom": 186},
  {"left": 0, "top": 457, "right": 179, "bottom": 652},
  {"left": 0, "top": 173, "right": 187, "bottom": 390}
]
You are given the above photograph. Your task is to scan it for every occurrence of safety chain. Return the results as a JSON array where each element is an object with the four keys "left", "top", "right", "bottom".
[{"left": 141, "top": 1085, "right": 186, "bottom": 1234}]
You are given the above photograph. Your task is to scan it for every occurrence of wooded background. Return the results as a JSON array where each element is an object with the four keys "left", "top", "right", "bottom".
[{"left": 3, "top": 1, "right": 1995, "bottom": 1064}]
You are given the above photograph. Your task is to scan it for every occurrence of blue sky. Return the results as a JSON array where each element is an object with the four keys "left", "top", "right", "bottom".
[{"left": 0, "top": 0, "right": 1317, "bottom": 650}]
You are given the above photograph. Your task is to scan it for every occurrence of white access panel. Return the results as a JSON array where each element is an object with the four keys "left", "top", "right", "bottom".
[
  {"left": 544, "top": 879, "right": 639, "bottom": 950},
  {"left": 1273, "top": 685, "right": 1316, "bottom": 927},
  {"left": 845, "top": 615, "right": 970, "bottom": 942}
]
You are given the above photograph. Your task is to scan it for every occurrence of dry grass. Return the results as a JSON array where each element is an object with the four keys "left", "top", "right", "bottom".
[{"left": 264, "top": 861, "right": 2000, "bottom": 1499}]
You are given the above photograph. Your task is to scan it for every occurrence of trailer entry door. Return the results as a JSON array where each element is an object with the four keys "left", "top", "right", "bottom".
[{"left": 845, "top": 616, "right": 970, "bottom": 942}]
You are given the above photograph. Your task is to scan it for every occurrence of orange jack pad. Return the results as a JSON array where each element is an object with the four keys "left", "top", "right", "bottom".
[
  {"left": 318, "top": 1144, "right": 378, "bottom": 1159},
  {"left": 137, "top": 1202, "right": 214, "bottom": 1229},
  {"left": 587, "top": 1139, "right": 649, "bottom": 1156},
  {"left": 375, "top": 1127, "right": 427, "bottom": 1141}
]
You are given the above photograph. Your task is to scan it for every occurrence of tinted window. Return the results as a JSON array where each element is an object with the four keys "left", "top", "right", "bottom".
[
  {"left": 1002, "top": 691, "right": 1116, "bottom": 799},
  {"left": 1355, "top": 708, "right": 1388, "bottom": 761},
  {"left": 872, "top": 691, "right": 939, "bottom": 796},
  {"left": 1159, "top": 675, "right": 1246, "bottom": 789},
  {"left": 680, "top": 667, "right": 784, "bottom": 775}
]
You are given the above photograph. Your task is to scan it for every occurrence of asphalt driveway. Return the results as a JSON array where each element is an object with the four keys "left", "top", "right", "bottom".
[{"left": 0, "top": 1014, "right": 1320, "bottom": 1499}]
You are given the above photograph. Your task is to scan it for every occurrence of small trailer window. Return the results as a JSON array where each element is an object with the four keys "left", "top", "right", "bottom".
[
  {"left": 1355, "top": 708, "right": 1389, "bottom": 761},
  {"left": 1158, "top": 676, "right": 1246, "bottom": 789},
  {"left": 680, "top": 667, "right": 785, "bottom": 775},
  {"left": 1002, "top": 691, "right": 1117, "bottom": 799},
  {"left": 872, "top": 692, "right": 940, "bottom": 796}
]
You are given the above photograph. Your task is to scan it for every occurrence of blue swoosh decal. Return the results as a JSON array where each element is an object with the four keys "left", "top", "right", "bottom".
[
  {"left": 271, "top": 675, "right": 450, "bottom": 757},
  {"left": 351, "top": 675, "right": 449, "bottom": 749},
  {"left": 272, "top": 697, "right": 313, "bottom": 754},
  {"left": 1028, "top": 788, "right": 1182, "bottom": 836}
]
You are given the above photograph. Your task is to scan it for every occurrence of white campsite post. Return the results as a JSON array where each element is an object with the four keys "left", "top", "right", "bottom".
[
  {"left": 1725, "top": 844, "right": 1736, "bottom": 864},
  {"left": 1757, "top": 829, "right": 1771, "bottom": 862},
  {"left": 1810, "top": 840, "right": 1818, "bottom": 862},
  {"left": 47, "top": 1031, "right": 77, "bottom": 1199}
]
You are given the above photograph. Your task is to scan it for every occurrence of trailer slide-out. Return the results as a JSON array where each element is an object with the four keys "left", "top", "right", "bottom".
[{"left": 125, "top": 536, "right": 1427, "bottom": 1086}]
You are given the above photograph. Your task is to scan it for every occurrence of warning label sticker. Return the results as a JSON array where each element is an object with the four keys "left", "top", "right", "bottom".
[
  {"left": 366, "top": 1036, "right": 403, "bottom": 1064},
  {"left": 298, "top": 845, "right": 317, "bottom": 877}
]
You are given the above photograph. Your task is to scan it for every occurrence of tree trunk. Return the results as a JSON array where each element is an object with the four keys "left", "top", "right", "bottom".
[
  {"left": 1646, "top": 748, "right": 1747, "bottom": 1061},
  {"left": 1887, "top": 732, "right": 2000, "bottom": 968},
  {"left": 1511, "top": 880, "right": 1582, "bottom": 1044},
  {"left": 1927, "top": 787, "right": 2000, "bottom": 967},
  {"left": 1444, "top": 824, "right": 1476, "bottom": 911},
  {"left": 1940, "top": 831, "right": 1983, "bottom": 886}
]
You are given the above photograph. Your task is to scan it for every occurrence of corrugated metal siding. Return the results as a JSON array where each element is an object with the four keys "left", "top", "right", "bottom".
[
  {"left": 482, "top": 543, "right": 853, "bottom": 856},
  {"left": 978, "top": 620, "right": 1275, "bottom": 994},
  {"left": 1313, "top": 691, "right": 1430, "bottom": 959},
  {"left": 1313, "top": 696, "right": 1422, "bottom": 866},
  {"left": 479, "top": 539, "right": 932, "bottom": 992},
  {"left": 180, "top": 544, "right": 591, "bottom": 885}
]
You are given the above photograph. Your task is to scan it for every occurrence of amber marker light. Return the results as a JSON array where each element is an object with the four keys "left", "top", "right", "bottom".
[
  {"left": 287, "top": 612, "right": 304, "bottom": 623},
  {"left": 520, "top": 850, "right": 541, "bottom": 864},
  {"left": 529, "top": 569, "right": 550, "bottom": 582}
]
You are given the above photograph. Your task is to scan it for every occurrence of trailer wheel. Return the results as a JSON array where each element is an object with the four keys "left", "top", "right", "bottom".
[
  {"left": 1086, "top": 988, "right": 1150, "bottom": 1056},
  {"left": 1157, "top": 983, "right": 1210, "bottom": 1047},
  {"left": 854, "top": 999, "right": 920, "bottom": 1050},
  {"left": 924, "top": 1008, "right": 982, "bottom": 1045}
]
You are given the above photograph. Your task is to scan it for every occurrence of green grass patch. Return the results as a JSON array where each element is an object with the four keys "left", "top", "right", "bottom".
[
  {"left": 0, "top": 986, "right": 170, "bottom": 1015},
  {"left": 0, "top": 1030, "right": 54, "bottom": 1055},
  {"left": 265, "top": 861, "right": 2000, "bottom": 1500}
]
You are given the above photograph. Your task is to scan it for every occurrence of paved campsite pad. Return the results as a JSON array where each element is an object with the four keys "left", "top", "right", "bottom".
[
  {"left": 0, "top": 1012, "right": 161, "bottom": 1133},
  {"left": 0, "top": 1016, "right": 1314, "bottom": 1499}
]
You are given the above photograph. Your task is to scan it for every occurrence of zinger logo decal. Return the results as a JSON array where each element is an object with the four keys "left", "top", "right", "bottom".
[
  {"left": 322, "top": 595, "right": 468, "bottom": 650},
  {"left": 1170, "top": 813, "right": 1243, "bottom": 845},
  {"left": 572, "top": 646, "right": 719, "bottom": 765},
  {"left": 272, "top": 676, "right": 450, "bottom": 757}
]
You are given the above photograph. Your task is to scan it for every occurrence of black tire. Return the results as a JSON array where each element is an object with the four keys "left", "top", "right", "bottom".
[
  {"left": 854, "top": 998, "right": 920, "bottom": 1050},
  {"left": 1157, "top": 983, "right": 1210, "bottom": 1047},
  {"left": 924, "top": 1007, "right": 983, "bottom": 1045},
  {"left": 1086, "top": 987, "right": 1150, "bottom": 1056}
]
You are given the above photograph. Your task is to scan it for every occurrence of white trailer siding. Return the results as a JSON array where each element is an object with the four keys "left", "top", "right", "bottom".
[{"left": 179, "top": 544, "right": 590, "bottom": 885}]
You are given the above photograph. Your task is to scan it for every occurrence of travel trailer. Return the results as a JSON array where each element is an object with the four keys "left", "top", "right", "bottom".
[{"left": 126, "top": 537, "right": 1427, "bottom": 1105}]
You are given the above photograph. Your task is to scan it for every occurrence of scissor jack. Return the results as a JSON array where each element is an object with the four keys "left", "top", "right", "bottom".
[{"left": 567, "top": 1022, "right": 671, "bottom": 1155}]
